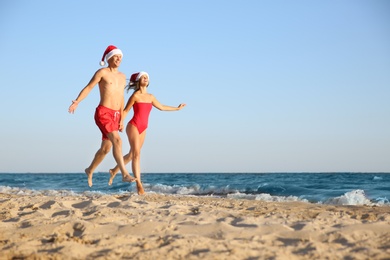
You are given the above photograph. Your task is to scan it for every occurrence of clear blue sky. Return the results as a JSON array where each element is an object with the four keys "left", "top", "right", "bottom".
[{"left": 1, "top": 0, "right": 389, "bottom": 173}]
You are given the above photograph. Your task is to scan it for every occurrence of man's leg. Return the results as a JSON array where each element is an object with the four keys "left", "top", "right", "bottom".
[
  {"left": 85, "top": 140, "right": 112, "bottom": 187},
  {"left": 108, "top": 150, "right": 132, "bottom": 185},
  {"left": 106, "top": 131, "right": 135, "bottom": 182}
]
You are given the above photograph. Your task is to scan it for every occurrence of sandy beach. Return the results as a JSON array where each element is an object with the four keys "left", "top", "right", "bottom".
[{"left": 0, "top": 193, "right": 389, "bottom": 259}]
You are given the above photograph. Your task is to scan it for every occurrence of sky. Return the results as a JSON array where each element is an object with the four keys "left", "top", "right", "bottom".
[{"left": 0, "top": 0, "right": 389, "bottom": 173}]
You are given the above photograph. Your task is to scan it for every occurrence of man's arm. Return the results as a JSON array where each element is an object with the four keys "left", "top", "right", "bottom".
[
  {"left": 119, "top": 95, "right": 125, "bottom": 131},
  {"left": 68, "top": 69, "right": 104, "bottom": 113}
]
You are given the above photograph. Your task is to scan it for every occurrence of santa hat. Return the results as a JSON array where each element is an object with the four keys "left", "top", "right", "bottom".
[
  {"left": 100, "top": 45, "right": 123, "bottom": 66},
  {"left": 129, "top": 71, "right": 149, "bottom": 86}
]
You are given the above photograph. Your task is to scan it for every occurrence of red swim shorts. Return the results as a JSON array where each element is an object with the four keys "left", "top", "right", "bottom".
[{"left": 94, "top": 105, "right": 121, "bottom": 140}]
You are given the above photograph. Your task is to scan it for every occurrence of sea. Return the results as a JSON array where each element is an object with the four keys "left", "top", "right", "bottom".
[{"left": 0, "top": 172, "right": 389, "bottom": 206}]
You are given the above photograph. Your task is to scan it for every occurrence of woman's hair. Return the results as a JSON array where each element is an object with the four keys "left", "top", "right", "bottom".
[
  {"left": 125, "top": 80, "right": 140, "bottom": 93},
  {"left": 125, "top": 78, "right": 149, "bottom": 92}
]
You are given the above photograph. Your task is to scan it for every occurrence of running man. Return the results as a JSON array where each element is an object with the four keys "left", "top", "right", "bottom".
[{"left": 68, "top": 45, "right": 136, "bottom": 187}]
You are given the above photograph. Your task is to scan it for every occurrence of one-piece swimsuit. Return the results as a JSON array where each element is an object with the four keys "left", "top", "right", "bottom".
[{"left": 129, "top": 102, "right": 153, "bottom": 134}]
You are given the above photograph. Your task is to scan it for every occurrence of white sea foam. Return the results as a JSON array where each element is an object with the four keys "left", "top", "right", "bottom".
[
  {"left": 0, "top": 186, "right": 80, "bottom": 197},
  {"left": 146, "top": 184, "right": 201, "bottom": 194},
  {"left": 227, "top": 192, "right": 309, "bottom": 203},
  {"left": 326, "top": 189, "right": 374, "bottom": 206},
  {"left": 146, "top": 183, "right": 237, "bottom": 196},
  {"left": 374, "top": 197, "right": 389, "bottom": 205}
]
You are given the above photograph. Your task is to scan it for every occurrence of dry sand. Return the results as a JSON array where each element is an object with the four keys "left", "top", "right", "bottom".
[{"left": 0, "top": 193, "right": 389, "bottom": 259}]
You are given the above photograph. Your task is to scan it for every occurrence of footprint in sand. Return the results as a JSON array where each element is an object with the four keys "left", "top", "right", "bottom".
[
  {"left": 52, "top": 210, "right": 72, "bottom": 218},
  {"left": 72, "top": 200, "right": 94, "bottom": 209},
  {"left": 40, "top": 200, "right": 56, "bottom": 210}
]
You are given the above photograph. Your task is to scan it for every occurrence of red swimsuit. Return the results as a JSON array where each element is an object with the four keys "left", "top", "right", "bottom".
[{"left": 129, "top": 102, "right": 153, "bottom": 134}]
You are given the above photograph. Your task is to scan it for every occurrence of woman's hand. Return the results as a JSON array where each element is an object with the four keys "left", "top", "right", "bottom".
[{"left": 177, "top": 103, "right": 186, "bottom": 110}]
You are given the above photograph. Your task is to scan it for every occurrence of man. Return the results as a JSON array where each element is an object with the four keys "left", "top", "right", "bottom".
[{"left": 68, "top": 45, "right": 135, "bottom": 187}]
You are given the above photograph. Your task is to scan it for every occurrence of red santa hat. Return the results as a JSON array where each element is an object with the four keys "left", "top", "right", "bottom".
[
  {"left": 129, "top": 71, "right": 149, "bottom": 86},
  {"left": 100, "top": 45, "right": 123, "bottom": 66}
]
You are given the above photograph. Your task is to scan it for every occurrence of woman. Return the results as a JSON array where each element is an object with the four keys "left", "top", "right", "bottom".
[{"left": 109, "top": 71, "right": 186, "bottom": 194}]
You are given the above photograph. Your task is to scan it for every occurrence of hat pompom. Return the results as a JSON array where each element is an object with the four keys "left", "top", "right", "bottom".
[{"left": 100, "top": 61, "right": 105, "bottom": 66}]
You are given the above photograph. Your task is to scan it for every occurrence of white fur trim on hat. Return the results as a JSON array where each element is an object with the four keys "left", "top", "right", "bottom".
[
  {"left": 129, "top": 71, "right": 150, "bottom": 86},
  {"left": 105, "top": 49, "right": 123, "bottom": 63},
  {"left": 136, "top": 71, "right": 149, "bottom": 81}
]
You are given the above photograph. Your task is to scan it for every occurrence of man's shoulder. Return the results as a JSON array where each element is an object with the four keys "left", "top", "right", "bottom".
[
  {"left": 118, "top": 71, "right": 126, "bottom": 77},
  {"left": 95, "top": 67, "right": 108, "bottom": 75}
]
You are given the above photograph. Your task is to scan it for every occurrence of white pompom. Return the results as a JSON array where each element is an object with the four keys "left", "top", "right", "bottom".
[{"left": 100, "top": 61, "right": 105, "bottom": 66}]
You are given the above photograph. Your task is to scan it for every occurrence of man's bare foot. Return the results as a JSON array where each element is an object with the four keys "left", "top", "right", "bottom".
[
  {"left": 108, "top": 169, "right": 117, "bottom": 186},
  {"left": 122, "top": 174, "right": 136, "bottom": 183},
  {"left": 136, "top": 182, "right": 145, "bottom": 195},
  {"left": 85, "top": 168, "right": 93, "bottom": 187}
]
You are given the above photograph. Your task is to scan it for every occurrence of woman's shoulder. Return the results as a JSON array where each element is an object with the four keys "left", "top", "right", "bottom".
[{"left": 147, "top": 93, "right": 156, "bottom": 101}]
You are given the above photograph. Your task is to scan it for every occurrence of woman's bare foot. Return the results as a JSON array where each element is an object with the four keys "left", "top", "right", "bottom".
[
  {"left": 85, "top": 168, "right": 93, "bottom": 187},
  {"left": 136, "top": 181, "right": 145, "bottom": 195},
  {"left": 122, "top": 174, "right": 136, "bottom": 183},
  {"left": 108, "top": 169, "right": 117, "bottom": 186}
]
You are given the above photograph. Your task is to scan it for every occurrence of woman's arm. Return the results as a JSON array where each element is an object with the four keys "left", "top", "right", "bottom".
[
  {"left": 151, "top": 95, "right": 186, "bottom": 111},
  {"left": 123, "top": 94, "right": 136, "bottom": 119}
]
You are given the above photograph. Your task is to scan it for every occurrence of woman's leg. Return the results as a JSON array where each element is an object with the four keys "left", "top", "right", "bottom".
[{"left": 127, "top": 124, "right": 147, "bottom": 195}]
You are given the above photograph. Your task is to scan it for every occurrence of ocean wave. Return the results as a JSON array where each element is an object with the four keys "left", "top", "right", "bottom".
[
  {"left": 325, "top": 189, "right": 388, "bottom": 206},
  {"left": 0, "top": 186, "right": 128, "bottom": 198},
  {"left": 227, "top": 192, "right": 308, "bottom": 203},
  {"left": 1, "top": 185, "right": 388, "bottom": 206},
  {"left": 0, "top": 186, "right": 78, "bottom": 197},
  {"left": 144, "top": 183, "right": 238, "bottom": 196}
]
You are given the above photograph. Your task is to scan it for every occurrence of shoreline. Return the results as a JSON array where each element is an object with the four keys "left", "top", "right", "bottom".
[{"left": 1, "top": 193, "right": 389, "bottom": 259}]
